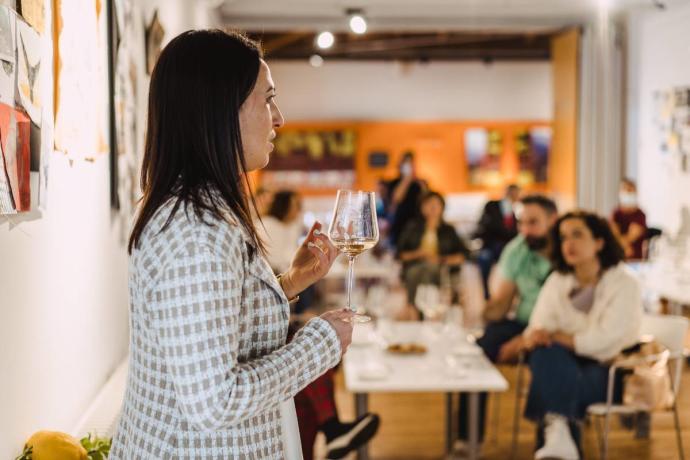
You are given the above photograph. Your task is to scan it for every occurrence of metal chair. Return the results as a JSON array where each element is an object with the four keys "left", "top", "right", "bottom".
[{"left": 586, "top": 314, "right": 689, "bottom": 460}]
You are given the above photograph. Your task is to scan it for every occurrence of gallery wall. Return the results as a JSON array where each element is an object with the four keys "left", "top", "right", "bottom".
[
  {"left": 626, "top": 3, "right": 690, "bottom": 235},
  {"left": 0, "top": 1, "right": 213, "bottom": 457}
]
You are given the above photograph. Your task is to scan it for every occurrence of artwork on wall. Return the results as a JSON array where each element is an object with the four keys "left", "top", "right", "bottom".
[
  {"left": 108, "top": 0, "right": 145, "bottom": 219},
  {"left": 464, "top": 127, "right": 503, "bottom": 186},
  {"left": 0, "top": 3, "right": 49, "bottom": 215},
  {"left": 515, "top": 126, "right": 551, "bottom": 185},
  {"left": 653, "top": 87, "right": 690, "bottom": 174},
  {"left": 17, "top": 0, "right": 43, "bottom": 34},
  {"left": 262, "top": 129, "right": 357, "bottom": 190},
  {"left": 144, "top": 9, "right": 163, "bottom": 75},
  {"left": 54, "top": 0, "right": 106, "bottom": 160}
]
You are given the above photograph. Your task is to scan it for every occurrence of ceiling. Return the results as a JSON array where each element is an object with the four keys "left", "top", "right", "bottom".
[
  {"left": 218, "top": 0, "right": 673, "bottom": 32},
  {"left": 218, "top": 0, "right": 679, "bottom": 62},
  {"left": 249, "top": 31, "right": 553, "bottom": 61}
]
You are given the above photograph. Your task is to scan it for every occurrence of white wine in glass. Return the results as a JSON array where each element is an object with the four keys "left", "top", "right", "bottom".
[{"left": 328, "top": 190, "right": 379, "bottom": 323}]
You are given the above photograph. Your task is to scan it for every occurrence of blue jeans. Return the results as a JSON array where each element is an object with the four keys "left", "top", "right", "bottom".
[
  {"left": 458, "top": 319, "right": 527, "bottom": 442},
  {"left": 525, "top": 344, "right": 611, "bottom": 422}
]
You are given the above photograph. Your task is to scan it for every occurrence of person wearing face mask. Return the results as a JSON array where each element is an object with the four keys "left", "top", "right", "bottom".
[
  {"left": 611, "top": 178, "right": 647, "bottom": 260},
  {"left": 386, "top": 151, "right": 427, "bottom": 247},
  {"left": 457, "top": 195, "right": 558, "bottom": 448}
]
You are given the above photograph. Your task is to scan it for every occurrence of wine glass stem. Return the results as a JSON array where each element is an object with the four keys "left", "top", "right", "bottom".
[{"left": 347, "top": 255, "right": 356, "bottom": 313}]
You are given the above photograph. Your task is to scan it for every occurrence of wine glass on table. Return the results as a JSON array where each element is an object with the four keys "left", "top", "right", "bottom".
[{"left": 328, "top": 190, "right": 379, "bottom": 323}]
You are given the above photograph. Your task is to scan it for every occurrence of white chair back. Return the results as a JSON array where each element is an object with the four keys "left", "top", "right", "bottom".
[{"left": 640, "top": 314, "right": 688, "bottom": 353}]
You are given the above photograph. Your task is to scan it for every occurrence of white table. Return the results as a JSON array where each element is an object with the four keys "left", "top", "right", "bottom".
[{"left": 343, "top": 322, "right": 509, "bottom": 460}]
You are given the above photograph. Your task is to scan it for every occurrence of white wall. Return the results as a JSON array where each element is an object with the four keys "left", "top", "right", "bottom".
[
  {"left": 0, "top": 1, "right": 216, "bottom": 457},
  {"left": 269, "top": 60, "right": 552, "bottom": 120},
  {"left": 626, "top": 4, "right": 690, "bottom": 232}
]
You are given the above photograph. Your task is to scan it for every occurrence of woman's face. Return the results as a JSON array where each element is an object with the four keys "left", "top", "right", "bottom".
[
  {"left": 559, "top": 218, "right": 604, "bottom": 267},
  {"left": 421, "top": 196, "right": 443, "bottom": 222},
  {"left": 240, "top": 60, "right": 284, "bottom": 171}
]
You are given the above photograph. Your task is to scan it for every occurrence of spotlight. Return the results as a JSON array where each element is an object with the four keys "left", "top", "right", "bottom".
[
  {"left": 349, "top": 14, "right": 367, "bottom": 34},
  {"left": 309, "top": 54, "right": 324, "bottom": 67},
  {"left": 316, "top": 31, "right": 334, "bottom": 49},
  {"left": 346, "top": 8, "right": 367, "bottom": 34}
]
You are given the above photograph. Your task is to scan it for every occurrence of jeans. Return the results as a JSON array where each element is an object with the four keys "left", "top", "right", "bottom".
[
  {"left": 525, "top": 344, "right": 611, "bottom": 422},
  {"left": 458, "top": 319, "right": 527, "bottom": 442}
]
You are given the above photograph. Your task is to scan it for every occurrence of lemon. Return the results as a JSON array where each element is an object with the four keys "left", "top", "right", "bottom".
[{"left": 24, "top": 431, "right": 88, "bottom": 460}]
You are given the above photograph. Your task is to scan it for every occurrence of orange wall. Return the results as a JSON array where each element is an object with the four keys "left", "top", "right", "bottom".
[
  {"left": 261, "top": 120, "right": 552, "bottom": 198},
  {"left": 549, "top": 29, "right": 579, "bottom": 206}
]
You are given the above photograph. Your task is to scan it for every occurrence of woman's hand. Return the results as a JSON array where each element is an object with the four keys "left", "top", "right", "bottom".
[
  {"left": 523, "top": 328, "right": 552, "bottom": 350},
  {"left": 280, "top": 222, "right": 339, "bottom": 299},
  {"left": 551, "top": 331, "right": 575, "bottom": 350},
  {"left": 320, "top": 308, "right": 355, "bottom": 354},
  {"left": 497, "top": 335, "right": 525, "bottom": 363}
]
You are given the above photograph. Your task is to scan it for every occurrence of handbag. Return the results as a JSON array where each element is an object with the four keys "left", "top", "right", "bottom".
[{"left": 617, "top": 340, "right": 675, "bottom": 411}]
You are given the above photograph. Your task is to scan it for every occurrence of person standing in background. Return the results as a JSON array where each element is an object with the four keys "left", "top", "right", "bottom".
[
  {"left": 474, "top": 184, "right": 521, "bottom": 298},
  {"left": 386, "top": 151, "right": 426, "bottom": 247},
  {"left": 611, "top": 178, "right": 647, "bottom": 260},
  {"left": 259, "top": 190, "right": 304, "bottom": 274}
]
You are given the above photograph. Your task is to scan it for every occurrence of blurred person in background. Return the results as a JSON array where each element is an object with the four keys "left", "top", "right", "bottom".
[
  {"left": 458, "top": 194, "right": 557, "bottom": 448},
  {"left": 474, "top": 184, "right": 521, "bottom": 299},
  {"left": 259, "top": 190, "right": 381, "bottom": 460},
  {"left": 610, "top": 178, "right": 647, "bottom": 260},
  {"left": 521, "top": 211, "right": 641, "bottom": 460},
  {"left": 386, "top": 151, "right": 427, "bottom": 247},
  {"left": 397, "top": 191, "right": 469, "bottom": 320}
]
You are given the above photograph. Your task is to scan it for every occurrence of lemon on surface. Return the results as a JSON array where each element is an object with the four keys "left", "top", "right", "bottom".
[{"left": 24, "top": 431, "right": 88, "bottom": 460}]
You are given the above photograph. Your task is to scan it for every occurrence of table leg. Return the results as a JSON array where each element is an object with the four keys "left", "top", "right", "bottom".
[
  {"left": 445, "top": 392, "right": 454, "bottom": 454},
  {"left": 355, "top": 393, "right": 369, "bottom": 460},
  {"left": 468, "top": 392, "right": 479, "bottom": 460}
]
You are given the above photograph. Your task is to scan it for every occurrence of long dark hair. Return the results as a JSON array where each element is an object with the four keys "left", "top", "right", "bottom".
[
  {"left": 128, "top": 30, "right": 265, "bottom": 255},
  {"left": 268, "top": 190, "right": 298, "bottom": 222},
  {"left": 550, "top": 211, "right": 625, "bottom": 273}
]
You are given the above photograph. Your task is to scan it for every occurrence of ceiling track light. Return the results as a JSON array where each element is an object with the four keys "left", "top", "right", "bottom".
[
  {"left": 316, "top": 31, "right": 335, "bottom": 49},
  {"left": 346, "top": 7, "right": 367, "bottom": 34}
]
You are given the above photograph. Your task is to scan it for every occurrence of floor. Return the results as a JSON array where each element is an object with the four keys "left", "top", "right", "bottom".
[{"left": 312, "top": 363, "right": 690, "bottom": 460}]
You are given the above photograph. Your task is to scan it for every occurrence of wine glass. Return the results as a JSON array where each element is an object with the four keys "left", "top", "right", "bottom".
[{"left": 328, "top": 190, "right": 379, "bottom": 323}]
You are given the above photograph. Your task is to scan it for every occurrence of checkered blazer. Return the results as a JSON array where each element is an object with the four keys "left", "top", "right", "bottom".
[{"left": 111, "top": 199, "right": 342, "bottom": 459}]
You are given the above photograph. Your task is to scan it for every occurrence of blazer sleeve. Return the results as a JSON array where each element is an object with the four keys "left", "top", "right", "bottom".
[{"left": 148, "top": 238, "right": 342, "bottom": 430}]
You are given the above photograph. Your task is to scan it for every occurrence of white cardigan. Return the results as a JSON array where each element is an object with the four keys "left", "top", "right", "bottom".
[{"left": 524, "top": 263, "right": 642, "bottom": 362}]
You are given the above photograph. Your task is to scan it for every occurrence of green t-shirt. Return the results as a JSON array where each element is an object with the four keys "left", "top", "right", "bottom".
[{"left": 498, "top": 235, "right": 552, "bottom": 324}]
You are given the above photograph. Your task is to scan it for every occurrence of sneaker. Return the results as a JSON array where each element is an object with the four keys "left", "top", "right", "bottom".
[
  {"left": 325, "top": 413, "right": 380, "bottom": 459},
  {"left": 535, "top": 413, "right": 579, "bottom": 460}
]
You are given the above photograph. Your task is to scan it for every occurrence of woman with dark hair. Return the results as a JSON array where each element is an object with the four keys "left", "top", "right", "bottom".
[
  {"left": 111, "top": 30, "right": 353, "bottom": 459},
  {"left": 521, "top": 211, "right": 642, "bottom": 460},
  {"left": 260, "top": 190, "right": 303, "bottom": 273},
  {"left": 397, "top": 191, "right": 468, "bottom": 319}
]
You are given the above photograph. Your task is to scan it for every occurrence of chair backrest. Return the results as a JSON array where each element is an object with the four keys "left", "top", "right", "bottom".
[
  {"left": 640, "top": 314, "right": 688, "bottom": 353},
  {"left": 640, "top": 313, "right": 689, "bottom": 395}
]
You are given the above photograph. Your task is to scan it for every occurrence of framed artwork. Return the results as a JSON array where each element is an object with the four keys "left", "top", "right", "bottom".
[
  {"left": 515, "top": 126, "right": 551, "bottom": 184},
  {"left": 464, "top": 127, "right": 503, "bottom": 186}
]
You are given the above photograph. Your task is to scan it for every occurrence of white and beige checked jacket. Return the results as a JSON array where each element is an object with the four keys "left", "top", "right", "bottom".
[{"left": 111, "top": 199, "right": 342, "bottom": 459}]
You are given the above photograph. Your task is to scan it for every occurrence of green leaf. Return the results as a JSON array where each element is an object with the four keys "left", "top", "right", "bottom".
[{"left": 15, "top": 445, "right": 32, "bottom": 460}]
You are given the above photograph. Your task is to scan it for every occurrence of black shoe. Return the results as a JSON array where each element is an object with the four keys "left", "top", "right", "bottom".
[{"left": 325, "top": 413, "right": 380, "bottom": 459}]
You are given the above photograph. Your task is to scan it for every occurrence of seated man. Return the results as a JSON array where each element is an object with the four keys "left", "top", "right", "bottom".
[
  {"left": 396, "top": 191, "right": 469, "bottom": 319},
  {"left": 458, "top": 194, "right": 558, "bottom": 446}
]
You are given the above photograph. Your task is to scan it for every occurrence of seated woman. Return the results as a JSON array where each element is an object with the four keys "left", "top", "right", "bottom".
[
  {"left": 397, "top": 191, "right": 469, "bottom": 319},
  {"left": 521, "top": 211, "right": 642, "bottom": 460}
]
